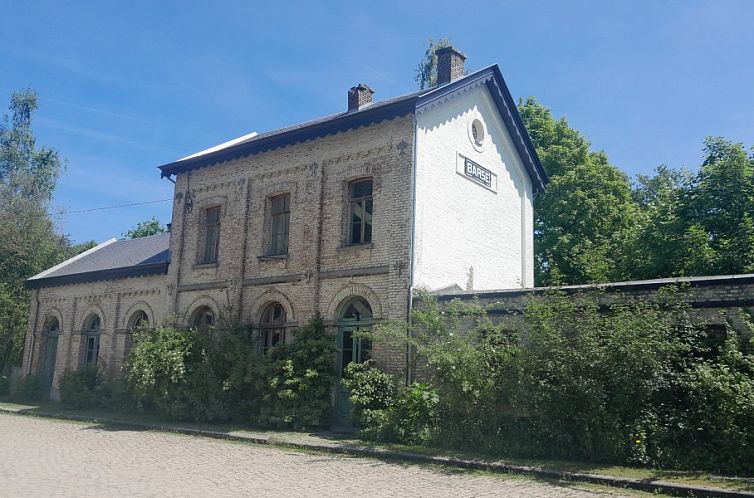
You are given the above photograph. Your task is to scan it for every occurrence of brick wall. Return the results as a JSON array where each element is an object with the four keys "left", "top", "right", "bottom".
[{"left": 21, "top": 274, "right": 167, "bottom": 400}]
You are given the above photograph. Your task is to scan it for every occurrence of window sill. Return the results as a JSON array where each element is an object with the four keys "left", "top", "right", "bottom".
[
  {"left": 337, "top": 243, "right": 374, "bottom": 252},
  {"left": 257, "top": 254, "right": 289, "bottom": 262},
  {"left": 193, "top": 262, "right": 218, "bottom": 270}
]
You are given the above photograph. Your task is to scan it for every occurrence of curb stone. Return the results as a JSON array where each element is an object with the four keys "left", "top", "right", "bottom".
[{"left": 1, "top": 406, "right": 752, "bottom": 498}]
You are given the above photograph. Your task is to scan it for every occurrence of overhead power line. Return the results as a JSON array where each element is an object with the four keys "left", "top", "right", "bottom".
[{"left": 49, "top": 198, "right": 172, "bottom": 215}]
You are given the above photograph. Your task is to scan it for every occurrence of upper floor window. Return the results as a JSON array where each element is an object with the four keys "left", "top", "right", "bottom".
[
  {"left": 348, "top": 178, "right": 373, "bottom": 245},
  {"left": 260, "top": 302, "right": 286, "bottom": 353},
  {"left": 202, "top": 206, "right": 221, "bottom": 264},
  {"left": 83, "top": 315, "right": 101, "bottom": 366},
  {"left": 269, "top": 194, "right": 290, "bottom": 256}
]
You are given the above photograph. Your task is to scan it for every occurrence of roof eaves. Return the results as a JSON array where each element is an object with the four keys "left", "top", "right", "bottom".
[{"left": 158, "top": 96, "right": 418, "bottom": 178}]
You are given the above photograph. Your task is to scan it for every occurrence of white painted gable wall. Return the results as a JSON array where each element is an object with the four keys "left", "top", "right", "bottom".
[{"left": 413, "top": 84, "right": 534, "bottom": 291}]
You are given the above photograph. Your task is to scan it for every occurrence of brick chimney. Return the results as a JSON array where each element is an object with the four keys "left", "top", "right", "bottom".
[
  {"left": 347, "top": 84, "right": 374, "bottom": 111},
  {"left": 436, "top": 46, "right": 466, "bottom": 85}
]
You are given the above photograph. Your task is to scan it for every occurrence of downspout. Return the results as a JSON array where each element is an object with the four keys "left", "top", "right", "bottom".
[{"left": 406, "top": 112, "right": 419, "bottom": 386}]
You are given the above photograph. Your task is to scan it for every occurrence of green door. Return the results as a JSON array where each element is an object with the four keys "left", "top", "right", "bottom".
[
  {"left": 334, "top": 320, "right": 370, "bottom": 428},
  {"left": 41, "top": 334, "right": 58, "bottom": 397}
]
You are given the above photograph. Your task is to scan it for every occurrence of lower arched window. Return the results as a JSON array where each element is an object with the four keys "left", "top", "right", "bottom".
[
  {"left": 83, "top": 315, "right": 101, "bottom": 366},
  {"left": 191, "top": 306, "right": 215, "bottom": 329},
  {"left": 128, "top": 310, "right": 149, "bottom": 330},
  {"left": 125, "top": 310, "right": 150, "bottom": 354},
  {"left": 260, "top": 303, "right": 286, "bottom": 353}
]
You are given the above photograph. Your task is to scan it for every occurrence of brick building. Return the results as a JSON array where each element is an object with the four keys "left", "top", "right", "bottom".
[{"left": 21, "top": 48, "right": 548, "bottom": 416}]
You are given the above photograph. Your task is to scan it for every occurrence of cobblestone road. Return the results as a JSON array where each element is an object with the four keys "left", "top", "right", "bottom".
[{"left": 0, "top": 414, "right": 633, "bottom": 497}]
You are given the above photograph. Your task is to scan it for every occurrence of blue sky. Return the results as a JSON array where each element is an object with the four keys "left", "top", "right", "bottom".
[{"left": 2, "top": 0, "right": 752, "bottom": 243}]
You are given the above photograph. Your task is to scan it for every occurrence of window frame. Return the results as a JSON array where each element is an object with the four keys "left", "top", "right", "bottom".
[
  {"left": 83, "top": 315, "right": 101, "bottom": 366},
  {"left": 268, "top": 193, "right": 290, "bottom": 256},
  {"left": 201, "top": 206, "right": 222, "bottom": 264},
  {"left": 347, "top": 178, "right": 373, "bottom": 246},
  {"left": 259, "top": 303, "right": 286, "bottom": 354}
]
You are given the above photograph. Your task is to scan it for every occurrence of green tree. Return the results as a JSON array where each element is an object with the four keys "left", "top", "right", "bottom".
[
  {"left": 682, "top": 137, "right": 754, "bottom": 275},
  {"left": 0, "top": 90, "right": 70, "bottom": 371},
  {"left": 621, "top": 166, "right": 692, "bottom": 279},
  {"left": 625, "top": 138, "right": 754, "bottom": 279},
  {"left": 124, "top": 217, "right": 166, "bottom": 239},
  {"left": 414, "top": 38, "right": 453, "bottom": 90},
  {"left": 518, "top": 98, "right": 639, "bottom": 285}
]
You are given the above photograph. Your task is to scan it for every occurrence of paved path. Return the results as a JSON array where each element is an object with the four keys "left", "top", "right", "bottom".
[{"left": 0, "top": 413, "right": 633, "bottom": 497}]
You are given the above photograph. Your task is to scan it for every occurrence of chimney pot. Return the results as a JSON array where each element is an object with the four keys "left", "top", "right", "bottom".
[
  {"left": 347, "top": 83, "right": 374, "bottom": 111},
  {"left": 435, "top": 46, "right": 467, "bottom": 85}
]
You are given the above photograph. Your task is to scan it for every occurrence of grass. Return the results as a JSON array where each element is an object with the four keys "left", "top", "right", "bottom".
[{"left": 1, "top": 399, "right": 752, "bottom": 493}]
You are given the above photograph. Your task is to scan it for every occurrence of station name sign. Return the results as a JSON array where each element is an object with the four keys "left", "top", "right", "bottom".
[{"left": 464, "top": 157, "right": 492, "bottom": 188}]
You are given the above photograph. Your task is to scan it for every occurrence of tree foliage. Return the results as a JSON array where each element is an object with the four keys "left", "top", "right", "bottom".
[
  {"left": 0, "top": 90, "right": 72, "bottom": 372},
  {"left": 518, "top": 98, "right": 638, "bottom": 285},
  {"left": 124, "top": 217, "right": 166, "bottom": 239},
  {"left": 517, "top": 97, "right": 754, "bottom": 284}
]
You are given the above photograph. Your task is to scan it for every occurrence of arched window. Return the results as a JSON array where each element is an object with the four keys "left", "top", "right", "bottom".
[
  {"left": 260, "top": 302, "right": 286, "bottom": 353},
  {"left": 125, "top": 310, "right": 150, "bottom": 355},
  {"left": 45, "top": 317, "right": 59, "bottom": 336},
  {"left": 341, "top": 297, "right": 372, "bottom": 322},
  {"left": 83, "top": 315, "right": 101, "bottom": 366},
  {"left": 127, "top": 310, "right": 149, "bottom": 331},
  {"left": 191, "top": 306, "right": 215, "bottom": 329}
]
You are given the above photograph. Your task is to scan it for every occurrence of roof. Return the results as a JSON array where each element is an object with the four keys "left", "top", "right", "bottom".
[
  {"left": 26, "top": 233, "right": 170, "bottom": 289},
  {"left": 158, "top": 65, "right": 548, "bottom": 193}
]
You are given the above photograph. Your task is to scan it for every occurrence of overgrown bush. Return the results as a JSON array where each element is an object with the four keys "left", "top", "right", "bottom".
[
  {"left": 123, "top": 317, "right": 336, "bottom": 429},
  {"left": 343, "top": 360, "right": 438, "bottom": 444},
  {"left": 256, "top": 316, "right": 336, "bottom": 430},
  {"left": 9, "top": 373, "right": 43, "bottom": 402},
  {"left": 363, "top": 289, "right": 754, "bottom": 475},
  {"left": 125, "top": 323, "right": 259, "bottom": 421},
  {"left": 59, "top": 365, "right": 110, "bottom": 409}
]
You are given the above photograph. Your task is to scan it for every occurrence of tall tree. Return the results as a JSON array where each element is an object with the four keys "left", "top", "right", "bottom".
[
  {"left": 518, "top": 98, "right": 639, "bottom": 285},
  {"left": 0, "top": 90, "right": 70, "bottom": 371},
  {"left": 124, "top": 217, "right": 166, "bottom": 239},
  {"left": 621, "top": 165, "right": 692, "bottom": 279},
  {"left": 682, "top": 137, "right": 754, "bottom": 275},
  {"left": 414, "top": 38, "right": 453, "bottom": 90}
]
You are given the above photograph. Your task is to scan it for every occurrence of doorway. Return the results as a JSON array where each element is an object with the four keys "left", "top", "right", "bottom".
[
  {"left": 40, "top": 318, "right": 59, "bottom": 398},
  {"left": 334, "top": 297, "right": 372, "bottom": 428}
]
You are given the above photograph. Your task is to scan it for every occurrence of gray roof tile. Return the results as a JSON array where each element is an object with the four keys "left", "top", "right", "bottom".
[{"left": 27, "top": 232, "right": 170, "bottom": 284}]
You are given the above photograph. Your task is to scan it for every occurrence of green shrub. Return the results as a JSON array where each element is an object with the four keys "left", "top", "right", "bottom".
[
  {"left": 343, "top": 360, "right": 399, "bottom": 440},
  {"left": 59, "top": 365, "right": 108, "bottom": 409},
  {"left": 0, "top": 373, "right": 9, "bottom": 397},
  {"left": 364, "top": 289, "right": 754, "bottom": 474},
  {"left": 123, "top": 317, "right": 335, "bottom": 428},
  {"left": 343, "top": 361, "right": 437, "bottom": 444},
  {"left": 124, "top": 324, "right": 258, "bottom": 421},
  {"left": 10, "top": 373, "right": 43, "bottom": 402},
  {"left": 256, "top": 316, "right": 336, "bottom": 430}
]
